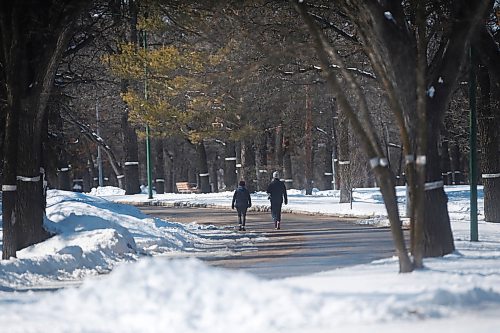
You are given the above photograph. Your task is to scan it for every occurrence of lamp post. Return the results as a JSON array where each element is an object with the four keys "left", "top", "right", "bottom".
[
  {"left": 143, "top": 28, "right": 153, "bottom": 199},
  {"left": 469, "top": 46, "right": 478, "bottom": 241},
  {"left": 95, "top": 91, "right": 104, "bottom": 187}
]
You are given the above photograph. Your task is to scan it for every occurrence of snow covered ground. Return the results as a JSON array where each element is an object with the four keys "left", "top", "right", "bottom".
[{"left": 0, "top": 185, "right": 499, "bottom": 332}]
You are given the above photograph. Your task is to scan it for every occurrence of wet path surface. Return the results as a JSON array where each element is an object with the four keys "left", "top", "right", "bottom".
[{"left": 140, "top": 206, "right": 398, "bottom": 279}]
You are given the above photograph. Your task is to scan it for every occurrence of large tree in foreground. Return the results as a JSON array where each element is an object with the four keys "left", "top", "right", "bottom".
[
  {"left": 475, "top": 8, "right": 500, "bottom": 223},
  {"left": 293, "top": 0, "right": 489, "bottom": 271},
  {"left": 1, "top": 1, "right": 87, "bottom": 259}
]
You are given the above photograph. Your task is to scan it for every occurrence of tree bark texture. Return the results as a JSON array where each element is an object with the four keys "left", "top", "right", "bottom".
[
  {"left": 209, "top": 161, "right": 218, "bottom": 193},
  {"left": 174, "top": 141, "right": 189, "bottom": 183},
  {"left": 304, "top": 86, "right": 313, "bottom": 195},
  {"left": 163, "top": 143, "right": 174, "bottom": 193},
  {"left": 50, "top": 102, "right": 71, "bottom": 190},
  {"left": 331, "top": 103, "right": 340, "bottom": 191},
  {"left": 274, "top": 125, "right": 284, "bottom": 173},
  {"left": 283, "top": 136, "right": 293, "bottom": 190},
  {"left": 83, "top": 165, "right": 92, "bottom": 193},
  {"left": 449, "top": 142, "right": 463, "bottom": 184},
  {"left": 195, "top": 142, "right": 210, "bottom": 193},
  {"left": 0, "top": 1, "right": 86, "bottom": 255},
  {"left": 337, "top": 107, "right": 351, "bottom": 203},
  {"left": 121, "top": 110, "right": 141, "bottom": 195},
  {"left": 478, "top": 62, "right": 500, "bottom": 222},
  {"left": 440, "top": 138, "right": 452, "bottom": 185},
  {"left": 58, "top": 169, "right": 71, "bottom": 191},
  {"left": 1, "top": 93, "right": 19, "bottom": 259},
  {"left": 423, "top": 109, "right": 455, "bottom": 256},
  {"left": 376, "top": 167, "right": 414, "bottom": 272},
  {"left": 241, "top": 139, "right": 256, "bottom": 192},
  {"left": 224, "top": 142, "right": 237, "bottom": 190},
  {"left": 255, "top": 134, "right": 268, "bottom": 191},
  {"left": 154, "top": 138, "right": 165, "bottom": 194},
  {"left": 0, "top": 109, "right": 4, "bottom": 177},
  {"left": 323, "top": 99, "right": 338, "bottom": 190}
]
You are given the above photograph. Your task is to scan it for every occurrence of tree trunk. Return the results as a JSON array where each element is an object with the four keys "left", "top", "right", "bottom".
[
  {"left": 121, "top": 0, "right": 140, "bottom": 195},
  {"left": 51, "top": 101, "right": 71, "bottom": 190},
  {"left": 255, "top": 134, "right": 268, "bottom": 191},
  {"left": 55, "top": 126, "right": 71, "bottom": 190},
  {"left": 163, "top": 143, "right": 174, "bottom": 193},
  {"left": 440, "top": 137, "right": 452, "bottom": 185},
  {"left": 82, "top": 165, "right": 92, "bottom": 193},
  {"left": 224, "top": 141, "right": 237, "bottom": 190},
  {"left": 0, "top": 108, "right": 4, "bottom": 177},
  {"left": 317, "top": 99, "right": 336, "bottom": 190},
  {"left": 418, "top": 0, "right": 488, "bottom": 257},
  {"left": 275, "top": 125, "right": 284, "bottom": 173},
  {"left": 266, "top": 129, "right": 276, "bottom": 173},
  {"left": 376, "top": 167, "right": 414, "bottom": 272},
  {"left": 449, "top": 141, "right": 462, "bottom": 184},
  {"left": 478, "top": 62, "right": 500, "bottom": 222},
  {"left": 2, "top": 95, "right": 19, "bottom": 259},
  {"left": 241, "top": 139, "right": 256, "bottom": 192},
  {"left": 121, "top": 110, "right": 141, "bottom": 195},
  {"left": 1, "top": 1, "right": 86, "bottom": 255},
  {"left": 175, "top": 142, "right": 190, "bottom": 185},
  {"left": 16, "top": 110, "right": 50, "bottom": 249},
  {"left": 331, "top": 101, "right": 340, "bottom": 190},
  {"left": 338, "top": 107, "right": 351, "bottom": 203},
  {"left": 195, "top": 142, "right": 210, "bottom": 193},
  {"left": 423, "top": 109, "right": 455, "bottom": 257},
  {"left": 320, "top": 143, "right": 332, "bottom": 190},
  {"left": 210, "top": 161, "right": 218, "bottom": 193},
  {"left": 154, "top": 138, "right": 165, "bottom": 194},
  {"left": 304, "top": 86, "right": 313, "bottom": 195},
  {"left": 283, "top": 136, "right": 293, "bottom": 190},
  {"left": 58, "top": 167, "right": 72, "bottom": 191}
]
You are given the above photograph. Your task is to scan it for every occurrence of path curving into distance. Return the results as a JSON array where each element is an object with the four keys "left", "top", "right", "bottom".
[{"left": 140, "top": 206, "right": 399, "bottom": 279}]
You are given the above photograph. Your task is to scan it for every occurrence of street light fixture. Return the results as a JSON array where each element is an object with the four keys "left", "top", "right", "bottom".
[
  {"left": 469, "top": 46, "right": 478, "bottom": 241},
  {"left": 143, "top": 28, "right": 153, "bottom": 200}
]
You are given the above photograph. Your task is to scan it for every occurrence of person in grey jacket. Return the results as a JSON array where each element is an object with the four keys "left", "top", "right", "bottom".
[
  {"left": 232, "top": 180, "right": 252, "bottom": 231},
  {"left": 266, "top": 171, "right": 288, "bottom": 229}
]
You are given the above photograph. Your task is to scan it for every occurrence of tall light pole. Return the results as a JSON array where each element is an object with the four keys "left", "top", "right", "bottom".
[
  {"left": 95, "top": 92, "right": 104, "bottom": 187},
  {"left": 469, "top": 46, "right": 478, "bottom": 241},
  {"left": 143, "top": 28, "right": 153, "bottom": 199}
]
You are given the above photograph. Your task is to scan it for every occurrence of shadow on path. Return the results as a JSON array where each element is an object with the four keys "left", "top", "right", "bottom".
[{"left": 140, "top": 206, "right": 398, "bottom": 279}]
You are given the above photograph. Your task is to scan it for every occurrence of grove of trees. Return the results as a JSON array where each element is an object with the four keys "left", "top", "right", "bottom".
[{"left": 1, "top": 0, "right": 499, "bottom": 273}]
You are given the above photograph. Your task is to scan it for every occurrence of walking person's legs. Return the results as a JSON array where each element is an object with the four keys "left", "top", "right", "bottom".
[
  {"left": 237, "top": 207, "right": 243, "bottom": 230},
  {"left": 271, "top": 204, "right": 278, "bottom": 228},
  {"left": 271, "top": 203, "right": 283, "bottom": 229},
  {"left": 241, "top": 207, "right": 248, "bottom": 231},
  {"left": 276, "top": 203, "right": 282, "bottom": 229}
]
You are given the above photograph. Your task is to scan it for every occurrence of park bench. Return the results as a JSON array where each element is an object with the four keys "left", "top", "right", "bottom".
[{"left": 175, "top": 182, "right": 199, "bottom": 194}]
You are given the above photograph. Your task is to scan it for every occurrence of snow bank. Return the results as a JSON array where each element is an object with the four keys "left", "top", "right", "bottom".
[
  {"left": 1, "top": 255, "right": 500, "bottom": 333},
  {"left": 0, "top": 190, "right": 263, "bottom": 289}
]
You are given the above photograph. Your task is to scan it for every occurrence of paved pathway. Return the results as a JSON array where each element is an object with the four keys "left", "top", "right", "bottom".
[{"left": 140, "top": 206, "right": 398, "bottom": 279}]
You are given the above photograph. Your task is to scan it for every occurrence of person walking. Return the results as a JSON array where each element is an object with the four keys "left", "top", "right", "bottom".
[
  {"left": 232, "top": 180, "right": 252, "bottom": 231},
  {"left": 266, "top": 171, "right": 288, "bottom": 230}
]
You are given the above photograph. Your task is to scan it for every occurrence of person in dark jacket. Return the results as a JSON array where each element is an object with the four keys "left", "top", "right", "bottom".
[
  {"left": 232, "top": 180, "right": 252, "bottom": 231},
  {"left": 266, "top": 171, "right": 288, "bottom": 230}
]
